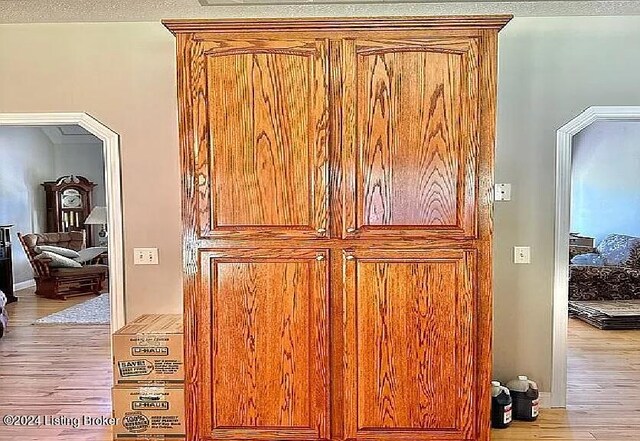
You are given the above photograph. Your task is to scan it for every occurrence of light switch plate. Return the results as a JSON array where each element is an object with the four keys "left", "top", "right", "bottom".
[
  {"left": 495, "top": 183, "right": 512, "bottom": 201},
  {"left": 514, "top": 246, "right": 531, "bottom": 264},
  {"left": 134, "top": 248, "right": 159, "bottom": 265}
]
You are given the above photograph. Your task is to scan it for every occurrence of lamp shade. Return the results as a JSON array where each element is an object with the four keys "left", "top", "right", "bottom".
[{"left": 84, "top": 206, "right": 108, "bottom": 225}]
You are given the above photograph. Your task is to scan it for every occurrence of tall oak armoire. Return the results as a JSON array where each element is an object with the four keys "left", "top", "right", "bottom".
[{"left": 165, "top": 15, "right": 511, "bottom": 441}]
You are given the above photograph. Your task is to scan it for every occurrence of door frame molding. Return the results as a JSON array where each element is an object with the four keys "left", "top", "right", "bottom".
[
  {"left": 0, "top": 112, "right": 125, "bottom": 332},
  {"left": 552, "top": 105, "right": 640, "bottom": 407}
]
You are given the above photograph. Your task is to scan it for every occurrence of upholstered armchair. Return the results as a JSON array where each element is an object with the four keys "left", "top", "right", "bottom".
[
  {"left": 17, "top": 231, "right": 107, "bottom": 300},
  {"left": 569, "top": 234, "right": 640, "bottom": 301}
]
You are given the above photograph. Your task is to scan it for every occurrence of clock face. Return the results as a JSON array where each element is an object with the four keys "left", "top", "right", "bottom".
[{"left": 61, "top": 189, "right": 83, "bottom": 209}]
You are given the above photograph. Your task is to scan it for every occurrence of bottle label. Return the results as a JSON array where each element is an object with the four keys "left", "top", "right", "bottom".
[
  {"left": 503, "top": 404, "right": 512, "bottom": 424},
  {"left": 531, "top": 399, "right": 540, "bottom": 418}
]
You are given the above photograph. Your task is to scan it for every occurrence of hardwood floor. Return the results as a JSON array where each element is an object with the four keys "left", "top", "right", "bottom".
[
  {"left": 0, "top": 288, "right": 112, "bottom": 441},
  {"left": 492, "top": 318, "right": 640, "bottom": 440},
  {"left": 2, "top": 292, "right": 639, "bottom": 440}
]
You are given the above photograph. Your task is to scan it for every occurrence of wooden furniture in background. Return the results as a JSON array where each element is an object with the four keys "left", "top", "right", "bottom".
[
  {"left": 17, "top": 232, "right": 107, "bottom": 300},
  {"left": 569, "top": 234, "right": 596, "bottom": 258},
  {"left": 570, "top": 234, "right": 596, "bottom": 248},
  {"left": 0, "top": 225, "right": 17, "bottom": 303},
  {"left": 42, "top": 175, "right": 96, "bottom": 247},
  {"left": 165, "top": 15, "right": 511, "bottom": 441}
]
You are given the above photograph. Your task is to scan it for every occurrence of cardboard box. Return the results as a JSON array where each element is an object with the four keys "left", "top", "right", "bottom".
[
  {"left": 112, "top": 386, "right": 185, "bottom": 440},
  {"left": 113, "top": 314, "right": 184, "bottom": 385}
]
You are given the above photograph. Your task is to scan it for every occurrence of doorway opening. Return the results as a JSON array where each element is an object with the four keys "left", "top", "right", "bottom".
[
  {"left": 0, "top": 112, "right": 124, "bottom": 331},
  {"left": 0, "top": 113, "right": 124, "bottom": 440},
  {"left": 552, "top": 106, "right": 640, "bottom": 407}
]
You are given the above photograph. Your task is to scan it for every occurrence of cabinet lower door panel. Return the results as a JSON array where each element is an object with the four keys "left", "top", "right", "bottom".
[
  {"left": 197, "top": 249, "right": 330, "bottom": 440},
  {"left": 343, "top": 249, "right": 476, "bottom": 440}
]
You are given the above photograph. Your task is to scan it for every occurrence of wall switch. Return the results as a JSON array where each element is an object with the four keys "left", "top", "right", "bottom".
[
  {"left": 495, "top": 183, "right": 512, "bottom": 201},
  {"left": 134, "top": 248, "right": 159, "bottom": 265},
  {"left": 514, "top": 246, "right": 531, "bottom": 264}
]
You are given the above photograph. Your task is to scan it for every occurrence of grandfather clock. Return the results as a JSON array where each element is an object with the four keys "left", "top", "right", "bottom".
[{"left": 42, "top": 175, "right": 96, "bottom": 246}]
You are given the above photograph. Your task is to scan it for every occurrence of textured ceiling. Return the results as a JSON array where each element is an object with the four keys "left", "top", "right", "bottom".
[{"left": 0, "top": 0, "right": 638, "bottom": 23}]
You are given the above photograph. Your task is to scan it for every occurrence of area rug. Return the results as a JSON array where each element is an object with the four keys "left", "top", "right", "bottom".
[
  {"left": 569, "top": 300, "right": 640, "bottom": 330},
  {"left": 35, "top": 293, "right": 110, "bottom": 325}
]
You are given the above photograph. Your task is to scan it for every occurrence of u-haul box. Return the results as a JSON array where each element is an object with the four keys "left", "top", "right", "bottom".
[
  {"left": 113, "top": 314, "right": 183, "bottom": 385},
  {"left": 112, "top": 386, "right": 185, "bottom": 440}
]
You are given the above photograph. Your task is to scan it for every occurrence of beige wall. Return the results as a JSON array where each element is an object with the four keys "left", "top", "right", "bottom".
[
  {"left": 2, "top": 15, "right": 640, "bottom": 392},
  {"left": 0, "top": 23, "right": 182, "bottom": 319},
  {"left": 494, "top": 16, "right": 640, "bottom": 391}
]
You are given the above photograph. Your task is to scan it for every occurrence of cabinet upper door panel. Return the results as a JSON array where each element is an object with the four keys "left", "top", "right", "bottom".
[
  {"left": 196, "top": 248, "right": 330, "bottom": 440},
  {"left": 342, "top": 38, "right": 479, "bottom": 239},
  {"left": 189, "top": 37, "right": 329, "bottom": 239},
  {"left": 343, "top": 248, "right": 476, "bottom": 440}
]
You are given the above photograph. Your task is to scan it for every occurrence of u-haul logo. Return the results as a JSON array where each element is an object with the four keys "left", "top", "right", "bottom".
[
  {"left": 132, "top": 401, "right": 169, "bottom": 411},
  {"left": 132, "top": 346, "right": 169, "bottom": 357},
  {"left": 118, "top": 359, "right": 154, "bottom": 377}
]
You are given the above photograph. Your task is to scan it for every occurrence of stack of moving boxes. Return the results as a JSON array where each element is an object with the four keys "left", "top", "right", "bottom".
[{"left": 112, "top": 314, "right": 185, "bottom": 440}]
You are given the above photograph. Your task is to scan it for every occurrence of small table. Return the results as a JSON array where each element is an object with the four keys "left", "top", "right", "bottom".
[{"left": 0, "top": 225, "right": 17, "bottom": 304}]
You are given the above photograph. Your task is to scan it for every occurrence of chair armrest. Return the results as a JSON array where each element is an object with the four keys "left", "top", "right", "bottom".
[
  {"left": 50, "top": 265, "right": 108, "bottom": 277},
  {"left": 75, "top": 247, "right": 108, "bottom": 264},
  {"left": 31, "top": 256, "right": 53, "bottom": 278}
]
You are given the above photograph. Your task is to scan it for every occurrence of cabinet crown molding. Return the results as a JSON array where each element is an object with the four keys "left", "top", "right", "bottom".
[{"left": 162, "top": 15, "right": 513, "bottom": 34}]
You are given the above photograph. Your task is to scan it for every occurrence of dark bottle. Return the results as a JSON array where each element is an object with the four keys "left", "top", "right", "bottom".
[
  {"left": 507, "top": 375, "right": 540, "bottom": 421},
  {"left": 491, "top": 381, "right": 513, "bottom": 429}
]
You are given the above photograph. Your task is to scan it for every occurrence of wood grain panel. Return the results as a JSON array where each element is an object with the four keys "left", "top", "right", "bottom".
[
  {"left": 199, "top": 248, "right": 329, "bottom": 440},
  {"left": 343, "top": 249, "right": 475, "bottom": 440},
  {"left": 342, "top": 38, "right": 479, "bottom": 240},
  {"left": 211, "top": 52, "right": 310, "bottom": 227},
  {"left": 176, "top": 33, "right": 204, "bottom": 441},
  {"left": 475, "top": 29, "right": 498, "bottom": 441},
  {"left": 194, "top": 38, "right": 329, "bottom": 239}
]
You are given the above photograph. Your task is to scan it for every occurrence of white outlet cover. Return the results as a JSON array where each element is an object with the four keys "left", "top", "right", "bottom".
[
  {"left": 495, "top": 183, "right": 512, "bottom": 201},
  {"left": 134, "top": 247, "right": 159, "bottom": 265}
]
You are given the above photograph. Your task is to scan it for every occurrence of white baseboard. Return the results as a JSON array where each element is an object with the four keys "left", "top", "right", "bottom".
[
  {"left": 13, "top": 279, "right": 35, "bottom": 292},
  {"left": 539, "top": 392, "right": 552, "bottom": 409}
]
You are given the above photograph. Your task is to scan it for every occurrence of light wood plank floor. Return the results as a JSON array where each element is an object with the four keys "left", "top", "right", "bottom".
[
  {"left": 492, "top": 318, "right": 640, "bottom": 440},
  {"left": 0, "top": 288, "right": 112, "bottom": 441},
  {"left": 2, "top": 292, "right": 639, "bottom": 440}
]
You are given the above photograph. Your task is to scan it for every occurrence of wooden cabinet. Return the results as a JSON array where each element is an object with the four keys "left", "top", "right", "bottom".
[
  {"left": 166, "top": 15, "right": 510, "bottom": 441},
  {"left": 197, "top": 249, "right": 329, "bottom": 440},
  {"left": 0, "top": 225, "right": 16, "bottom": 304}
]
